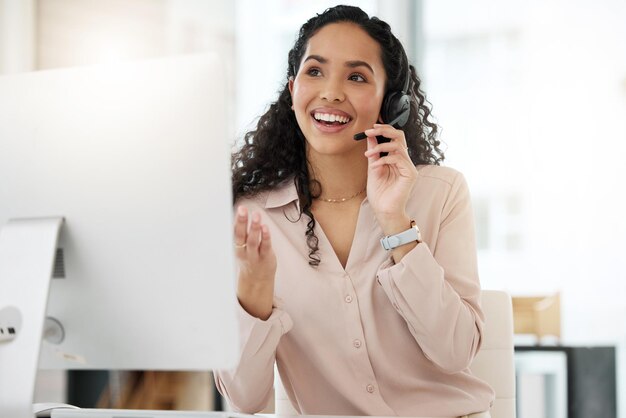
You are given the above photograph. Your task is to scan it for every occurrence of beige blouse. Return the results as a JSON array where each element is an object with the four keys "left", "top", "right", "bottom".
[{"left": 214, "top": 165, "right": 495, "bottom": 417}]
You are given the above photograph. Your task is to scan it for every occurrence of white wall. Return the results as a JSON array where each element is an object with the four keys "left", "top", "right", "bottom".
[
  {"left": 423, "top": 0, "right": 626, "bottom": 346},
  {"left": 422, "top": 1, "right": 626, "bottom": 414},
  {"left": 0, "top": 0, "right": 35, "bottom": 74}
]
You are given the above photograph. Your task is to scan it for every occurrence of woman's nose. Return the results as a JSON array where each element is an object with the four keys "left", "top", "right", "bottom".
[{"left": 319, "top": 78, "right": 345, "bottom": 102}]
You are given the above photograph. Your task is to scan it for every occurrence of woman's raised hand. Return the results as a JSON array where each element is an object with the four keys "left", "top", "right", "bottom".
[
  {"left": 363, "top": 124, "right": 418, "bottom": 229},
  {"left": 233, "top": 205, "right": 277, "bottom": 320}
]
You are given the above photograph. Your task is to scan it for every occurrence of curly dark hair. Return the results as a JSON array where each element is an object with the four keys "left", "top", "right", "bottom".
[{"left": 232, "top": 5, "right": 443, "bottom": 266}]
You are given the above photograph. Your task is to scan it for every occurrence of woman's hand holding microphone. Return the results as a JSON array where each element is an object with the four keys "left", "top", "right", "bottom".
[{"left": 362, "top": 123, "right": 419, "bottom": 262}]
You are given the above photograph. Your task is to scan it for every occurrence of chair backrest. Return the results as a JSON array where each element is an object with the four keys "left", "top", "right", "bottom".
[
  {"left": 275, "top": 290, "right": 516, "bottom": 418},
  {"left": 472, "top": 290, "right": 516, "bottom": 418}
]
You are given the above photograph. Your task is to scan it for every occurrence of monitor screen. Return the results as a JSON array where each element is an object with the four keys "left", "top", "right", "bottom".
[{"left": 0, "top": 54, "right": 239, "bottom": 372}]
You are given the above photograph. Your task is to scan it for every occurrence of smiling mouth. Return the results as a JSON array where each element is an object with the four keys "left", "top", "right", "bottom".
[{"left": 311, "top": 111, "right": 352, "bottom": 126}]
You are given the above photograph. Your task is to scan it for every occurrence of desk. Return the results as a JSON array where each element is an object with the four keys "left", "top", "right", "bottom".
[
  {"left": 261, "top": 415, "right": 475, "bottom": 418},
  {"left": 515, "top": 346, "right": 616, "bottom": 418}
]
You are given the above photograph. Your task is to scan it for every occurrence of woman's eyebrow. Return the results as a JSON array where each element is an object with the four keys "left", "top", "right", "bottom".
[
  {"left": 345, "top": 60, "right": 374, "bottom": 74},
  {"left": 303, "top": 54, "right": 327, "bottom": 65},
  {"left": 302, "top": 55, "right": 374, "bottom": 74}
]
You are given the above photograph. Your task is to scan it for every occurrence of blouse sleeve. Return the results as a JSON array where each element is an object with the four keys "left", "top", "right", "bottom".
[
  {"left": 376, "top": 171, "right": 484, "bottom": 374},
  {"left": 213, "top": 302, "right": 293, "bottom": 412}
]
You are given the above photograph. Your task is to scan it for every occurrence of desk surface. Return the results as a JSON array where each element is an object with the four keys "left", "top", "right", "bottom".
[{"left": 260, "top": 415, "right": 452, "bottom": 418}]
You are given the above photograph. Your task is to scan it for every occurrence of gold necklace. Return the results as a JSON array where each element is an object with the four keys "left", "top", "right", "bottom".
[{"left": 317, "top": 187, "right": 366, "bottom": 203}]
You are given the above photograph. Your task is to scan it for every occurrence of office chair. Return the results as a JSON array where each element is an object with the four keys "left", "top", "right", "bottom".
[{"left": 274, "top": 290, "right": 516, "bottom": 418}]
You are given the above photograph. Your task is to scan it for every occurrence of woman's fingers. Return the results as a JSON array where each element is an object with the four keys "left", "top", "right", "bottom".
[
  {"left": 365, "top": 137, "right": 380, "bottom": 163},
  {"left": 364, "top": 124, "right": 408, "bottom": 147},
  {"left": 234, "top": 206, "right": 273, "bottom": 262},
  {"left": 246, "top": 212, "right": 263, "bottom": 255},
  {"left": 364, "top": 140, "right": 409, "bottom": 157},
  {"left": 370, "top": 153, "right": 408, "bottom": 169},
  {"left": 234, "top": 206, "right": 249, "bottom": 257},
  {"left": 363, "top": 124, "right": 409, "bottom": 165},
  {"left": 259, "top": 224, "right": 272, "bottom": 257}
]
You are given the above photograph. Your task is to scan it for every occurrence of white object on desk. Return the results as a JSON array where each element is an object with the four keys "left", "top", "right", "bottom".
[
  {"left": 51, "top": 409, "right": 253, "bottom": 418},
  {"left": 0, "top": 53, "right": 239, "bottom": 416},
  {"left": 0, "top": 217, "right": 64, "bottom": 418},
  {"left": 34, "top": 402, "right": 80, "bottom": 417}
]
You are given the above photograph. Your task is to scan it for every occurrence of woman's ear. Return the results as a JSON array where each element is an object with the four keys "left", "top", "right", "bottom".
[
  {"left": 288, "top": 77, "right": 295, "bottom": 110},
  {"left": 288, "top": 77, "right": 294, "bottom": 95},
  {"left": 377, "top": 114, "right": 385, "bottom": 124}
]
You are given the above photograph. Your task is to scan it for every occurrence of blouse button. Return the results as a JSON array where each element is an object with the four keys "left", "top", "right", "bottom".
[
  {"left": 353, "top": 339, "right": 362, "bottom": 348},
  {"left": 366, "top": 384, "right": 375, "bottom": 393},
  {"left": 345, "top": 295, "right": 353, "bottom": 303}
]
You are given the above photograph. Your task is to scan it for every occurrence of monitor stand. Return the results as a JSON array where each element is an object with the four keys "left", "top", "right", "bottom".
[{"left": 0, "top": 217, "right": 64, "bottom": 418}]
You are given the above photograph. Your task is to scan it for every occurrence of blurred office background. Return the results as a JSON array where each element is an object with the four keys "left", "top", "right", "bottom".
[{"left": 1, "top": 0, "right": 625, "bottom": 417}]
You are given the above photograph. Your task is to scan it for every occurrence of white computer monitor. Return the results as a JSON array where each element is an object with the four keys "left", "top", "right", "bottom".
[{"left": 0, "top": 54, "right": 239, "bottom": 417}]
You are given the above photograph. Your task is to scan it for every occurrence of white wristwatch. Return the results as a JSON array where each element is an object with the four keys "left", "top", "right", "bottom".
[{"left": 380, "top": 220, "right": 421, "bottom": 251}]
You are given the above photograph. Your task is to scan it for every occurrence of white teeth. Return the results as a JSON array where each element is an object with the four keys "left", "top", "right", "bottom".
[{"left": 313, "top": 113, "right": 350, "bottom": 124}]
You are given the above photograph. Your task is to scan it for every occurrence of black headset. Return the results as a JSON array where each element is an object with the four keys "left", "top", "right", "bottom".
[{"left": 379, "top": 50, "right": 412, "bottom": 129}]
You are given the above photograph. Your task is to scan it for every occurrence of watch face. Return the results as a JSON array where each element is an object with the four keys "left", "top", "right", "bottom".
[{"left": 410, "top": 220, "right": 421, "bottom": 242}]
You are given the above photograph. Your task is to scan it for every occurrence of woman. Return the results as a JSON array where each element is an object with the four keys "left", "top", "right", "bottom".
[{"left": 215, "top": 5, "right": 495, "bottom": 418}]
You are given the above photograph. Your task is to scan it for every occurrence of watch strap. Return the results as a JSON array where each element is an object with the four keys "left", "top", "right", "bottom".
[{"left": 380, "top": 221, "right": 421, "bottom": 251}]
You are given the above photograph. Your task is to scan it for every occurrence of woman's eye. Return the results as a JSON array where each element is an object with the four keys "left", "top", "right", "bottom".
[
  {"left": 348, "top": 73, "right": 366, "bottom": 82},
  {"left": 306, "top": 68, "right": 322, "bottom": 77}
]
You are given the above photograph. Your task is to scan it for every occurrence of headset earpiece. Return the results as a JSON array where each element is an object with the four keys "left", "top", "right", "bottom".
[
  {"left": 380, "top": 51, "right": 412, "bottom": 129},
  {"left": 381, "top": 91, "right": 411, "bottom": 129}
]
